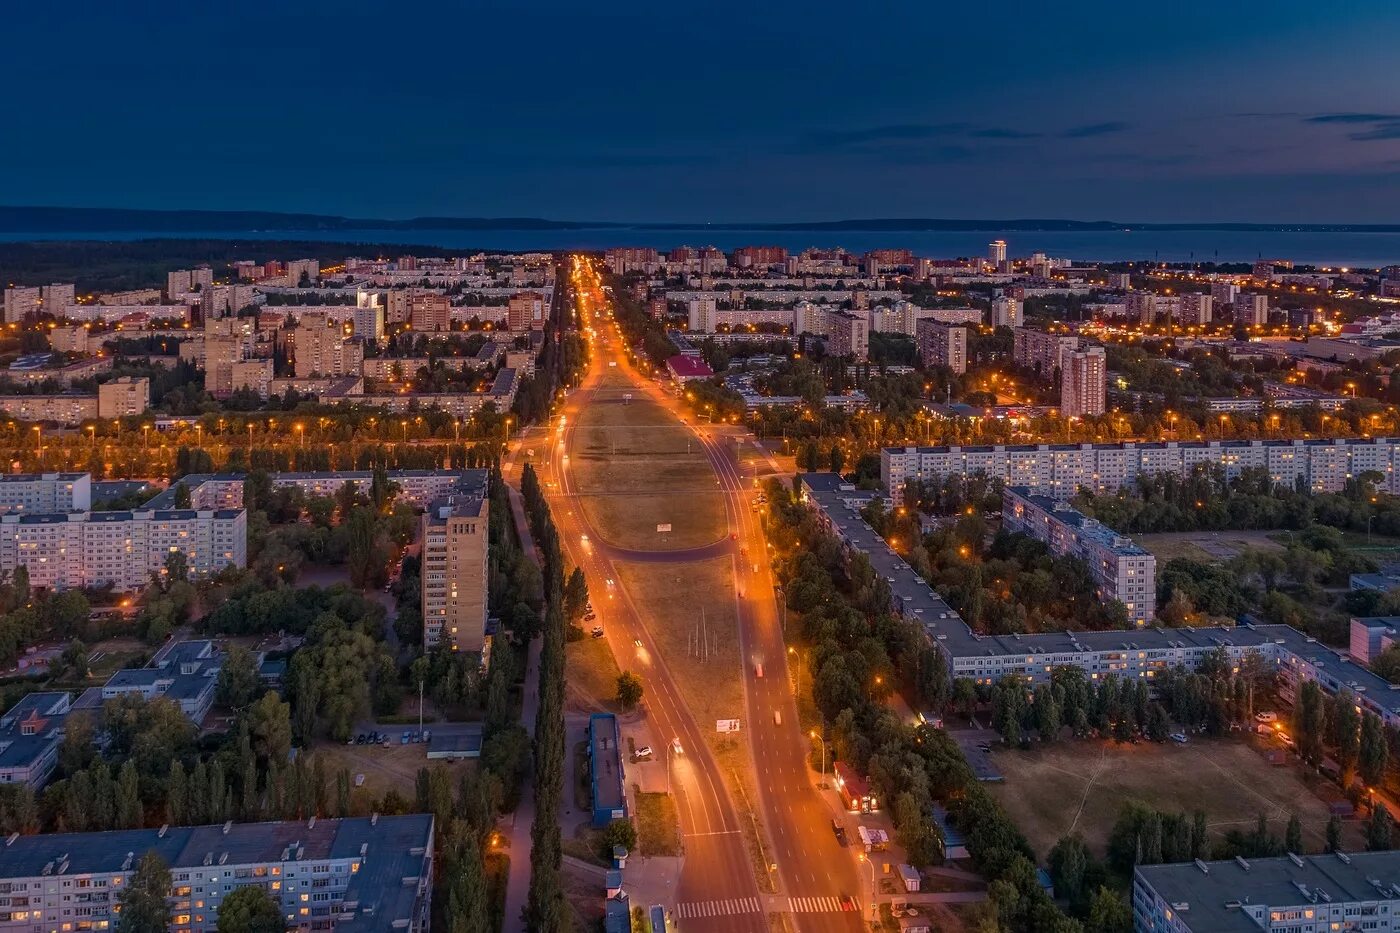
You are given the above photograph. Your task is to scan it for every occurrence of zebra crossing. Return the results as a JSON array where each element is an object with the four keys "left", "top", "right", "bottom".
[
  {"left": 675, "top": 897, "right": 762, "bottom": 919},
  {"left": 788, "top": 895, "right": 852, "bottom": 914},
  {"left": 674, "top": 895, "right": 855, "bottom": 919}
]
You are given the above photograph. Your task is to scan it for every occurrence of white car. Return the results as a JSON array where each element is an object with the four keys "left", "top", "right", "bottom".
[
  {"left": 635, "top": 746, "right": 653, "bottom": 760},
  {"left": 672, "top": 737, "right": 683, "bottom": 755},
  {"left": 1169, "top": 733, "right": 1188, "bottom": 744}
]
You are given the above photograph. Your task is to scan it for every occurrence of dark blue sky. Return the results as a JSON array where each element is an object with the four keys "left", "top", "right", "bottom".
[{"left": 6, "top": 0, "right": 1400, "bottom": 223}]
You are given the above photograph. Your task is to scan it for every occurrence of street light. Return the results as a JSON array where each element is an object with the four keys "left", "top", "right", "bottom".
[{"left": 858, "top": 852, "right": 876, "bottom": 921}]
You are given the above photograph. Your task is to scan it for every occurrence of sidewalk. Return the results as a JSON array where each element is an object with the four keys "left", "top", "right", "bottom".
[{"left": 499, "top": 482, "right": 545, "bottom": 933}]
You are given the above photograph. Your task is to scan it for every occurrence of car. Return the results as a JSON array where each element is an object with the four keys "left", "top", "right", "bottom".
[
  {"left": 839, "top": 895, "right": 857, "bottom": 912},
  {"left": 422, "top": 730, "right": 432, "bottom": 742},
  {"left": 754, "top": 663, "right": 763, "bottom": 678},
  {"left": 402, "top": 731, "right": 412, "bottom": 744},
  {"left": 831, "top": 820, "right": 848, "bottom": 847},
  {"left": 1170, "top": 732, "right": 1188, "bottom": 744},
  {"left": 1256, "top": 711, "right": 1278, "bottom": 723},
  {"left": 580, "top": 534, "right": 589, "bottom": 544},
  {"left": 354, "top": 773, "right": 366, "bottom": 787},
  {"left": 635, "top": 746, "right": 653, "bottom": 760},
  {"left": 634, "top": 638, "right": 644, "bottom": 648},
  {"left": 773, "top": 711, "right": 782, "bottom": 726},
  {"left": 591, "top": 627, "right": 604, "bottom": 638},
  {"left": 672, "top": 737, "right": 683, "bottom": 755},
  {"left": 730, "top": 533, "right": 738, "bottom": 540},
  {"left": 584, "top": 611, "right": 597, "bottom": 620},
  {"left": 976, "top": 743, "right": 993, "bottom": 753}
]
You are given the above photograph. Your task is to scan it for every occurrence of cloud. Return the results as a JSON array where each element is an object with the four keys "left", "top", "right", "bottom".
[
  {"left": 1304, "top": 112, "right": 1400, "bottom": 141},
  {"left": 1061, "top": 121, "right": 1130, "bottom": 138},
  {"left": 1305, "top": 112, "right": 1400, "bottom": 124}
]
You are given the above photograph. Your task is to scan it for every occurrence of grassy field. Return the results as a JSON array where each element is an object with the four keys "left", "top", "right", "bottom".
[
  {"left": 316, "top": 742, "right": 467, "bottom": 805},
  {"left": 1134, "top": 530, "right": 1284, "bottom": 563},
  {"left": 989, "top": 736, "right": 1362, "bottom": 859},
  {"left": 566, "top": 635, "right": 623, "bottom": 713},
  {"left": 568, "top": 369, "right": 727, "bottom": 551},
  {"left": 633, "top": 786, "right": 682, "bottom": 856},
  {"left": 613, "top": 556, "right": 744, "bottom": 733}
]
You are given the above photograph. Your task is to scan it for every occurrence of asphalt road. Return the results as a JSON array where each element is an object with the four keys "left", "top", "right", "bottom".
[{"left": 531, "top": 259, "right": 865, "bottom": 931}]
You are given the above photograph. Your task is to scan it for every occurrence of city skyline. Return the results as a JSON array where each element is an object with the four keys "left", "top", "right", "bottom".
[{"left": 4, "top": 1, "right": 1400, "bottom": 223}]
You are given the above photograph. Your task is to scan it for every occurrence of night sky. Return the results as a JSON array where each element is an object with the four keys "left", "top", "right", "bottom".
[{"left": 6, "top": 0, "right": 1400, "bottom": 223}]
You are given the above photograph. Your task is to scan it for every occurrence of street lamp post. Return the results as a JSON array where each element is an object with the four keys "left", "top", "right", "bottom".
[{"left": 858, "top": 853, "right": 877, "bottom": 921}]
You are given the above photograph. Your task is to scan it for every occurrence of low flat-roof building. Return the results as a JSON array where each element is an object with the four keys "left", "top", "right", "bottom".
[
  {"left": 101, "top": 639, "right": 224, "bottom": 723},
  {"left": 1133, "top": 850, "right": 1400, "bottom": 933},
  {"left": 0, "top": 814, "right": 434, "bottom": 932},
  {"left": 588, "top": 712, "right": 627, "bottom": 827},
  {"left": 0, "top": 692, "right": 74, "bottom": 787}
]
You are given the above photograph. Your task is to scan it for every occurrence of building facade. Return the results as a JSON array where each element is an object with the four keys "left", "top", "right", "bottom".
[
  {"left": 421, "top": 495, "right": 490, "bottom": 653},
  {"left": 1060, "top": 346, "right": 1106, "bottom": 417},
  {"left": 915, "top": 321, "right": 968, "bottom": 374}
]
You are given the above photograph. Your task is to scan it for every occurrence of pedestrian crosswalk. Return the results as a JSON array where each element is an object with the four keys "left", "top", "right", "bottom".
[
  {"left": 676, "top": 897, "right": 762, "bottom": 918},
  {"left": 674, "top": 894, "right": 856, "bottom": 919},
  {"left": 788, "top": 895, "right": 853, "bottom": 913}
]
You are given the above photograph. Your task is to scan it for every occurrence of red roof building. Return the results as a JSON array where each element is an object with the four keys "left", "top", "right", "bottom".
[{"left": 665, "top": 355, "right": 714, "bottom": 382}]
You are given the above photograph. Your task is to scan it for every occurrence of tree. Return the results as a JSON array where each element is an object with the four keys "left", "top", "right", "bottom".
[
  {"left": 217, "top": 645, "right": 262, "bottom": 710},
  {"left": 600, "top": 818, "right": 637, "bottom": 857},
  {"left": 1146, "top": 703, "right": 1171, "bottom": 743},
  {"left": 55, "top": 638, "right": 90, "bottom": 681},
  {"left": 117, "top": 760, "right": 142, "bottom": 828},
  {"left": 1048, "top": 834, "right": 1090, "bottom": 905},
  {"left": 116, "top": 851, "right": 172, "bottom": 932},
  {"left": 1360, "top": 713, "right": 1389, "bottom": 787},
  {"left": 1286, "top": 814, "right": 1303, "bottom": 854},
  {"left": 1085, "top": 886, "right": 1132, "bottom": 933},
  {"left": 217, "top": 884, "right": 286, "bottom": 933},
  {"left": 615, "top": 672, "right": 644, "bottom": 712},
  {"left": 346, "top": 507, "right": 379, "bottom": 590},
  {"left": 1326, "top": 815, "right": 1343, "bottom": 852},
  {"left": 1368, "top": 805, "right": 1393, "bottom": 852},
  {"left": 163, "top": 550, "right": 189, "bottom": 585},
  {"left": 563, "top": 568, "right": 589, "bottom": 623}
]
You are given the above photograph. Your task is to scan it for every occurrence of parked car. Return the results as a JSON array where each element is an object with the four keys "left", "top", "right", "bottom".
[
  {"left": 635, "top": 746, "right": 653, "bottom": 760},
  {"left": 591, "top": 627, "right": 604, "bottom": 638},
  {"left": 831, "top": 819, "right": 848, "bottom": 847},
  {"left": 1170, "top": 733, "right": 1188, "bottom": 744},
  {"left": 1256, "top": 711, "right": 1278, "bottom": 723},
  {"left": 401, "top": 731, "right": 412, "bottom": 745}
]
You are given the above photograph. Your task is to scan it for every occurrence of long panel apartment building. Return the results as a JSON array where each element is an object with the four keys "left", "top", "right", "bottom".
[
  {"left": 1133, "top": 850, "right": 1400, "bottom": 933},
  {"left": 0, "top": 474, "right": 91, "bottom": 514},
  {"left": 0, "top": 815, "right": 433, "bottom": 932},
  {"left": 0, "top": 508, "right": 246, "bottom": 591},
  {"left": 800, "top": 473, "right": 1400, "bottom": 730},
  {"left": 150, "top": 469, "right": 489, "bottom": 511},
  {"left": 1002, "top": 487, "right": 1156, "bottom": 625},
  {"left": 881, "top": 436, "right": 1400, "bottom": 505}
]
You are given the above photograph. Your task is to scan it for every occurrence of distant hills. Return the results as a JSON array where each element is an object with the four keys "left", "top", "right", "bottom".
[{"left": 0, "top": 205, "right": 1397, "bottom": 234}]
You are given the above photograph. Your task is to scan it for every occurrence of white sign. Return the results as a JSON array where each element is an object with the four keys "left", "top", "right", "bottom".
[
  {"left": 657, "top": 523, "right": 672, "bottom": 533},
  {"left": 716, "top": 719, "right": 742, "bottom": 733}
]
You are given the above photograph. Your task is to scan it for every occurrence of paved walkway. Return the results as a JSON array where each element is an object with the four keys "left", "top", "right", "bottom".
[{"left": 499, "top": 482, "right": 545, "bottom": 933}]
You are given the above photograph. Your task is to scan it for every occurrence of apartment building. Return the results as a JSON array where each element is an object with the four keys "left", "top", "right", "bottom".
[
  {"left": 1179, "top": 292, "right": 1213, "bottom": 325},
  {"left": 687, "top": 295, "right": 718, "bottom": 333},
  {"left": 351, "top": 301, "right": 384, "bottom": 341},
  {"left": 291, "top": 313, "right": 362, "bottom": 378},
  {"left": 1002, "top": 487, "right": 1156, "bottom": 624},
  {"left": 0, "top": 508, "right": 246, "bottom": 591},
  {"left": 507, "top": 291, "right": 546, "bottom": 332},
  {"left": 410, "top": 293, "right": 451, "bottom": 333},
  {"left": 880, "top": 436, "right": 1400, "bottom": 505},
  {"left": 0, "top": 473, "right": 90, "bottom": 513},
  {"left": 1126, "top": 291, "right": 1158, "bottom": 323},
  {"left": 149, "top": 469, "right": 487, "bottom": 512},
  {"left": 0, "top": 814, "right": 433, "bottom": 933},
  {"left": 284, "top": 257, "right": 320, "bottom": 284},
  {"left": 39, "top": 284, "right": 74, "bottom": 318},
  {"left": 1133, "top": 851, "right": 1400, "bottom": 933},
  {"left": 228, "top": 359, "right": 275, "bottom": 398},
  {"left": 202, "top": 334, "right": 246, "bottom": 398},
  {"left": 421, "top": 494, "right": 490, "bottom": 653},
  {"left": 915, "top": 321, "right": 968, "bottom": 374},
  {"left": 1210, "top": 281, "right": 1240, "bottom": 305},
  {"left": 990, "top": 296, "right": 1022, "bottom": 328},
  {"left": 96, "top": 376, "right": 150, "bottom": 418},
  {"left": 0, "top": 395, "right": 98, "bottom": 425},
  {"left": 1237, "top": 293, "right": 1270, "bottom": 327},
  {"left": 3, "top": 287, "right": 40, "bottom": 323},
  {"left": 48, "top": 326, "right": 90, "bottom": 354},
  {"left": 1012, "top": 327, "right": 1078, "bottom": 376},
  {"left": 826, "top": 311, "right": 870, "bottom": 361},
  {"left": 801, "top": 473, "right": 1400, "bottom": 726},
  {"left": 1060, "top": 346, "right": 1107, "bottom": 417}
]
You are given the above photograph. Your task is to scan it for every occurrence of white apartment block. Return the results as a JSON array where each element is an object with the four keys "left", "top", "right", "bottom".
[
  {"left": 0, "top": 473, "right": 90, "bottom": 514},
  {"left": 0, "top": 508, "right": 246, "bottom": 592},
  {"left": 0, "top": 815, "right": 433, "bottom": 933},
  {"left": 880, "top": 436, "right": 1400, "bottom": 506},
  {"left": 1237, "top": 293, "right": 1270, "bottom": 327},
  {"left": 2, "top": 288, "right": 39, "bottom": 324},
  {"left": 687, "top": 296, "right": 718, "bottom": 332},
  {"left": 421, "top": 495, "right": 489, "bottom": 653},
  {"left": 991, "top": 296, "right": 1022, "bottom": 328},
  {"left": 1210, "top": 281, "right": 1240, "bottom": 305},
  {"left": 1003, "top": 487, "right": 1156, "bottom": 624},
  {"left": 1179, "top": 292, "right": 1213, "bottom": 325},
  {"left": 154, "top": 469, "right": 488, "bottom": 512},
  {"left": 39, "top": 284, "right": 74, "bottom": 318},
  {"left": 1126, "top": 291, "right": 1158, "bottom": 323}
]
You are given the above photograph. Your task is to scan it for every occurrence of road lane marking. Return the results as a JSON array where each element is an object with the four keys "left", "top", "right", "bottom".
[{"left": 676, "top": 898, "right": 763, "bottom": 919}]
